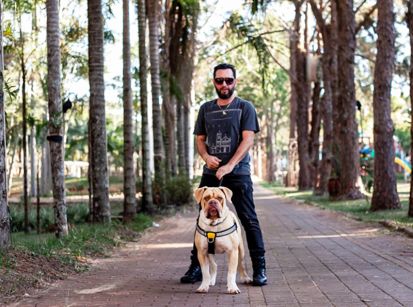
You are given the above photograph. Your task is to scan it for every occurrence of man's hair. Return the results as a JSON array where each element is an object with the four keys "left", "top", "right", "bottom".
[{"left": 213, "top": 63, "right": 236, "bottom": 79}]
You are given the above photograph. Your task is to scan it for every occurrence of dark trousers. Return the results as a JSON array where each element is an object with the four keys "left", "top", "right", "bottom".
[{"left": 190, "top": 174, "right": 265, "bottom": 265}]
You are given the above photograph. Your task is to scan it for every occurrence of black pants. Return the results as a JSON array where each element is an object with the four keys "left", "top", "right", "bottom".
[{"left": 190, "top": 174, "right": 265, "bottom": 265}]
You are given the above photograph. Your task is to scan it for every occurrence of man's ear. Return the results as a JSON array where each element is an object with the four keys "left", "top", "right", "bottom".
[
  {"left": 194, "top": 187, "right": 208, "bottom": 204},
  {"left": 219, "top": 186, "right": 233, "bottom": 202}
]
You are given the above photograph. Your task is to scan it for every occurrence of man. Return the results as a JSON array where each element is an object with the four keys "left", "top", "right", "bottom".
[{"left": 180, "top": 63, "right": 267, "bottom": 286}]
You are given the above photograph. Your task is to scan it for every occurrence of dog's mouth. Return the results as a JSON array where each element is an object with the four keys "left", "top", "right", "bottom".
[{"left": 206, "top": 201, "right": 221, "bottom": 219}]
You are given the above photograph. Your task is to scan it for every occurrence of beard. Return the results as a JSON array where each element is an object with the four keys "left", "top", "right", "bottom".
[{"left": 215, "top": 86, "right": 235, "bottom": 99}]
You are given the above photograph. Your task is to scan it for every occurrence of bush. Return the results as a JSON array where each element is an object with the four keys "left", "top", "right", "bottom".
[
  {"left": 165, "top": 175, "right": 193, "bottom": 206},
  {"left": 9, "top": 203, "right": 90, "bottom": 233}
]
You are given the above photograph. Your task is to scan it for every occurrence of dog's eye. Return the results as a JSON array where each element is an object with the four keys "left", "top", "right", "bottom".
[
  {"left": 216, "top": 196, "right": 223, "bottom": 202},
  {"left": 204, "top": 196, "right": 211, "bottom": 201}
]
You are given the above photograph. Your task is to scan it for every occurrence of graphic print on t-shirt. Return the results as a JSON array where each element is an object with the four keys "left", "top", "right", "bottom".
[
  {"left": 209, "top": 131, "right": 231, "bottom": 154},
  {"left": 205, "top": 109, "right": 240, "bottom": 165}
]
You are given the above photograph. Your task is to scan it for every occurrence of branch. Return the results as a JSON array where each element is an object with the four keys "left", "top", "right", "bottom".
[
  {"left": 355, "top": 4, "right": 377, "bottom": 34},
  {"left": 308, "top": 0, "right": 326, "bottom": 37}
]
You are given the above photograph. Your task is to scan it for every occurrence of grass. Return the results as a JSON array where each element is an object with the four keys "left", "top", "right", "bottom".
[
  {"left": 261, "top": 181, "right": 413, "bottom": 230},
  {"left": 1, "top": 213, "right": 154, "bottom": 269}
]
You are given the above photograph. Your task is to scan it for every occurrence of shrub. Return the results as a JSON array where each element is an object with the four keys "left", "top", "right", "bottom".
[{"left": 165, "top": 175, "right": 193, "bottom": 206}]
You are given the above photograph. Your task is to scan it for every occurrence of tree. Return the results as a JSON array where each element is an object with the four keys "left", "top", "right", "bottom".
[
  {"left": 309, "top": 0, "right": 335, "bottom": 195},
  {"left": 286, "top": 0, "right": 301, "bottom": 187},
  {"left": 0, "top": 0, "right": 11, "bottom": 249},
  {"left": 122, "top": 0, "right": 136, "bottom": 222},
  {"left": 147, "top": 0, "right": 166, "bottom": 205},
  {"left": 46, "top": 0, "right": 68, "bottom": 236},
  {"left": 370, "top": 0, "right": 400, "bottom": 211},
  {"left": 334, "top": 0, "right": 364, "bottom": 199},
  {"left": 409, "top": 0, "right": 413, "bottom": 217},
  {"left": 88, "top": 0, "right": 110, "bottom": 222},
  {"left": 167, "top": 0, "right": 199, "bottom": 176},
  {"left": 138, "top": 0, "right": 154, "bottom": 213}
]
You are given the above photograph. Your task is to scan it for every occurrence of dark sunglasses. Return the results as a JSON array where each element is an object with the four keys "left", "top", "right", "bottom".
[{"left": 214, "top": 77, "right": 235, "bottom": 85}]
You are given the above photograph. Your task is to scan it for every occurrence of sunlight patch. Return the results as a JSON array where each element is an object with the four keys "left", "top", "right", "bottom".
[{"left": 75, "top": 283, "right": 116, "bottom": 294}]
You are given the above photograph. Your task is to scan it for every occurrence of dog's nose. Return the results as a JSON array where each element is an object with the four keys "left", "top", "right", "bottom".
[{"left": 208, "top": 199, "right": 219, "bottom": 206}]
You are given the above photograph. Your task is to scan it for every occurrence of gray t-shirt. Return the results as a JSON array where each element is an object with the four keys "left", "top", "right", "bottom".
[{"left": 193, "top": 97, "right": 260, "bottom": 175}]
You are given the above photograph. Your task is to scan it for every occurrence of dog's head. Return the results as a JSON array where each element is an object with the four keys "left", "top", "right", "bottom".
[{"left": 194, "top": 186, "right": 233, "bottom": 220}]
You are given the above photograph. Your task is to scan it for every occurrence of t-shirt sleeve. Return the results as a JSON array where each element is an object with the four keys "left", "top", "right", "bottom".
[
  {"left": 241, "top": 101, "right": 260, "bottom": 133},
  {"left": 193, "top": 104, "right": 206, "bottom": 135}
]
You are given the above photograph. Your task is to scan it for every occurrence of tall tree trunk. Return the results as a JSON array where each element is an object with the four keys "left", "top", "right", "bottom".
[
  {"left": 309, "top": 81, "right": 321, "bottom": 190},
  {"left": 408, "top": 0, "right": 413, "bottom": 217},
  {"left": 286, "top": 1, "right": 301, "bottom": 187},
  {"left": 266, "top": 100, "right": 278, "bottom": 182},
  {"left": 370, "top": 0, "right": 400, "bottom": 211},
  {"left": 41, "top": 133, "right": 52, "bottom": 195},
  {"left": 147, "top": 0, "right": 166, "bottom": 205},
  {"left": 138, "top": 0, "right": 154, "bottom": 213},
  {"left": 296, "top": 50, "right": 311, "bottom": 190},
  {"left": 335, "top": 0, "right": 364, "bottom": 199},
  {"left": 19, "top": 24, "right": 29, "bottom": 233},
  {"left": 310, "top": 0, "right": 340, "bottom": 195},
  {"left": 29, "top": 124, "right": 36, "bottom": 196},
  {"left": 0, "top": 1, "right": 11, "bottom": 249},
  {"left": 122, "top": 0, "right": 136, "bottom": 222},
  {"left": 161, "top": 0, "right": 176, "bottom": 177},
  {"left": 88, "top": 0, "right": 110, "bottom": 222},
  {"left": 46, "top": 0, "right": 68, "bottom": 237}
]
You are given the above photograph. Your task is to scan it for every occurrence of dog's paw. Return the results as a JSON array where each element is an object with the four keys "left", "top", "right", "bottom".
[
  {"left": 240, "top": 275, "right": 252, "bottom": 284},
  {"left": 196, "top": 285, "right": 209, "bottom": 293},
  {"left": 227, "top": 285, "right": 241, "bottom": 294}
]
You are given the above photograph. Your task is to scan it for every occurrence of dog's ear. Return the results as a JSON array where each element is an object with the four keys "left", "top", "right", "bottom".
[
  {"left": 194, "top": 187, "right": 208, "bottom": 204},
  {"left": 219, "top": 186, "right": 233, "bottom": 202}
]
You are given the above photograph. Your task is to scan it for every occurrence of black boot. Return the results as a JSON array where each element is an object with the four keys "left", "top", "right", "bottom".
[
  {"left": 180, "top": 263, "right": 202, "bottom": 284},
  {"left": 252, "top": 256, "right": 267, "bottom": 286}
]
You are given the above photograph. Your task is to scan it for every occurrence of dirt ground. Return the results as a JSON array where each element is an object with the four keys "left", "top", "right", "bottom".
[{"left": 0, "top": 249, "right": 80, "bottom": 305}]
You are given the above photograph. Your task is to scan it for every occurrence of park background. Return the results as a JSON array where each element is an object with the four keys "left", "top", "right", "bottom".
[{"left": 1, "top": 0, "right": 413, "bottom": 302}]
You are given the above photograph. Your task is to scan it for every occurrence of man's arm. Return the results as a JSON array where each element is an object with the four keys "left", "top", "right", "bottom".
[
  {"left": 196, "top": 135, "right": 221, "bottom": 170},
  {"left": 216, "top": 130, "right": 255, "bottom": 180}
]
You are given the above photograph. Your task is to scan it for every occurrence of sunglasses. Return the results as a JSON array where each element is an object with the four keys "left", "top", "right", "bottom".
[{"left": 214, "top": 77, "right": 235, "bottom": 85}]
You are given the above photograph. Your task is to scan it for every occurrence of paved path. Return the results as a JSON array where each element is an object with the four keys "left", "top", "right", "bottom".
[{"left": 11, "top": 185, "right": 413, "bottom": 307}]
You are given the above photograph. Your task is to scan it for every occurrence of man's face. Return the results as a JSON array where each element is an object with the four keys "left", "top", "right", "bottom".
[{"left": 213, "top": 68, "right": 236, "bottom": 99}]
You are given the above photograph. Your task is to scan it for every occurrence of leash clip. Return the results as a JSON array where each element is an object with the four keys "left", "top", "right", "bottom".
[{"left": 207, "top": 232, "right": 216, "bottom": 243}]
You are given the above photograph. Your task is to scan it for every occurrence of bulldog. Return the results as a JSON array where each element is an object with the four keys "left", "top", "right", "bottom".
[{"left": 194, "top": 186, "right": 252, "bottom": 294}]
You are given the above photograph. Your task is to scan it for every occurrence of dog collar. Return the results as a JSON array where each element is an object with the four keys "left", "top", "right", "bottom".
[{"left": 196, "top": 221, "right": 238, "bottom": 254}]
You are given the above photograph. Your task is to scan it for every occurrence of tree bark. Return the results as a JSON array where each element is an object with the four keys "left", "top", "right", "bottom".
[
  {"left": 309, "top": 0, "right": 333, "bottom": 196},
  {"left": 88, "top": 0, "right": 110, "bottom": 222},
  {"left": 371, "top": 0, "right": 400, "bottom": 211},
  {"left": 147, "top": 0, "right": 166, "bottom": 205},
  {"left": 309, "top": 81, "right": 321, "bottom": 190},
  {"left": 138, "top": 0, "right": 154, "bottom": 213},
  {"left": 408, "top": 0, "right": 413, "bottom": 217},
  {"left": 122, "top": 0, "right": 136, "bottom": 222},
  {"left": 286, "top": 1, "right": 301, "bottom": 187},
  {"left": 46, "top": 0, "right": 68, "bottom": 237},
  {"left": 296, "top": 50, "right": 311, "bottom": 190},
  {"left": 335, "top": 0, "right": 364, "bottom": 199},
  {"left": 0, "top": 0, "right": 11, "bottom": 249}
]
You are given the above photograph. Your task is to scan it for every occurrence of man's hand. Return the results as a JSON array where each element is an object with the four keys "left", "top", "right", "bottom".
[
  {"left": 205, "top": 155, "right": 222, "bottom": 170},
  {"left": 216, "top": 164, "right": 235, "bottom": 180}
]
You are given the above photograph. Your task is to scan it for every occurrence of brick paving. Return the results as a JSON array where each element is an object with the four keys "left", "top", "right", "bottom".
[{"left": 10, "top": 185, "right": 413, "bottom": 307}]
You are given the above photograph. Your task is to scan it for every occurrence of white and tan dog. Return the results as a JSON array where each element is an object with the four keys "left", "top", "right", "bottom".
[{"left": 194, "top": 186, "right": 252, "bottom": 294}]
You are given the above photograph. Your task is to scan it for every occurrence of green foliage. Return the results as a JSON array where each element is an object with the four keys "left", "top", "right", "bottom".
[
  {"left": 9, "top": 204, "right": 90, "bottom": 233},
  {"left": 228, "top": 13, "right": 271, "bottom": 89},
  {"left": 165, "top": 175, "right": 193, "bottom": 206},
  {"left": 8, "top": 213, "right": 153, "bottom": 266},
  {"left": 127, "top": 213, "right": 153, "bottom": 233},
  {"left": 394, "top": 126, "right": 411, "bottom": 153}
]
